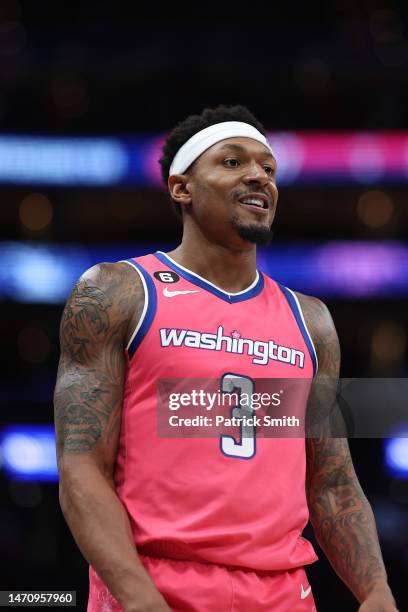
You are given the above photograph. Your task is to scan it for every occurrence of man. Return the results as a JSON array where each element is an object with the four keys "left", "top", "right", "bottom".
[{"left": 54, "top": 105, "right": 398, "bottom": 611}]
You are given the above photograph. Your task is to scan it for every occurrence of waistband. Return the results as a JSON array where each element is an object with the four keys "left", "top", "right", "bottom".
[{"left": 137, "top": 541, "right": 297, "bottom": 577}]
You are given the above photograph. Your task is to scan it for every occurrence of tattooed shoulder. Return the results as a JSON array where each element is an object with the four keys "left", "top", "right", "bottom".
[
  {"left": 295, "top": 291, "right": 340, "bottom": 377},
  {"left": 60, "top": 261, "right": 144, "bottom": 355}
]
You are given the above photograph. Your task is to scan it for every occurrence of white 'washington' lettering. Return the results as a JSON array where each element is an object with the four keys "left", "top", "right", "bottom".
[{"left": 159, "top": 325, "right": 304, "bottom": 368}]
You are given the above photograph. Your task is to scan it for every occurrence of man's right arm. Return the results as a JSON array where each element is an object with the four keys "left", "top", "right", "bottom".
[{"left": 54, "top": 262, "right": 170, "bottom": 612}]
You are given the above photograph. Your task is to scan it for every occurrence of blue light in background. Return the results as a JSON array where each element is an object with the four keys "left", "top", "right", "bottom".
[
  {"left": 0, "top": 425, "right": 58, "bottom": 482},
  {"left": 2, "top": 425, "right": 408, "bottom": 484},
  {"left": 0, "top": 132, "right": 406, "bottom": 186},
  {"left": 0, "top": 136, "right": 128, "bottom": 185},
  {"left": 1, "top": 241, "right": 408, "bottom": 302},
  {"left": 384, "top": 436, "right": 408, "bottom": 479},
  {"left": 0, "top": 242, "right": 86, "bottom": 303},
  {"left": 0, "top": 242, "right": 155, "bottom": 302}
]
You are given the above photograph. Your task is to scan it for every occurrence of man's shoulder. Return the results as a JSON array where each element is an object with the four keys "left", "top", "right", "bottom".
[
  {"left": 79, "top": 260, "right": 143, "bottom": 294},
  {"left": 294, "top": 291, "right": 330, "bottom": 329},
  {"left": 294, "top": 290, "right": 340, "bottom": 373},
  {"left": 68, "top": 260, "right": 145, "bottom": 340}
]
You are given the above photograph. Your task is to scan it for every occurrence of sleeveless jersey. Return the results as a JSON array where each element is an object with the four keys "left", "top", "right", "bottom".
[{"left": 113, "top": 251, "right": 318, "bottom": 572}]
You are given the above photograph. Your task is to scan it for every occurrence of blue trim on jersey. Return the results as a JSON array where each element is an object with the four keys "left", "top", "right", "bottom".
[
  {"left": 154, "top": 251, "right": 264, "bottom": 303},
  {"left": 277, "top": 284, "right": 318, "bottom": 377},
  {"left": 125, "top": 258, "right": 157, "bottom": 359}
]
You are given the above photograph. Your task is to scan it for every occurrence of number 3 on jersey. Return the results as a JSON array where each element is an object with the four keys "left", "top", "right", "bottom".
[{"left": 220, "top": 374, "right": 256, "bottom": 459}]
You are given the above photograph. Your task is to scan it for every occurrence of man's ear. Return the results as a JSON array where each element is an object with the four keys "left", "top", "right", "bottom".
[{"left": 168, "top": 174, "right": 192, "bottom": 209}]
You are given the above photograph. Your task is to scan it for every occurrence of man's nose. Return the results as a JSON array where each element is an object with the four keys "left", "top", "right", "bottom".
[{"left": 242, "top": 163, "right": 270, "bottom": 184}]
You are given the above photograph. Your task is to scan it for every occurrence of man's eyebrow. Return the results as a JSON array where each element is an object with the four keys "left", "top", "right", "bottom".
[{"left": 218, "top": 142, "right": 276, "bottom": 162}]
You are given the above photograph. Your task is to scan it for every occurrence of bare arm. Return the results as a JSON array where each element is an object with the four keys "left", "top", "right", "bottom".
[
  {"left": 299, "top": 294, "right": 397, "bottom": 611},
  {"left": 54, "top": 262, "right": 170, "bottom": 612}
]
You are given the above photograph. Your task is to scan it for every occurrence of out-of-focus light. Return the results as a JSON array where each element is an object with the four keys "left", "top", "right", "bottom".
[
  {"left": 1, "top": 132, "right": 408, "bottom": 186},
  {"left": 357, "top": 190, "right": 393, "bottom": 228},
  {"left": 313, "top": 242, "right": 408, "bottom": 297},
  {"left": 0, "top": 136, "right": 128, "bottom": 185},
  {"left": 0, "top": 242, "right": 87, "bottom": 303},
  {"left": 385, "top": 436, "right": 408, "bottom": 479},
  {"left": 349, "top": 136, "right": 385, "bottom": 183},
  {"left": 17, "top": 327, "right": 50, "bottom": 364},
  {"left": 371, "top": 321, "right": 406, "bottom": 370},
  {"left": 19, "top": 193, "right": 53, "bottom": 231},
  {"left": 142, "top": 135, "right": 166, "bottom": 186},
  {"left": 0, "top": 426, "right": 58, "bottom": 482},
  {"left": 269, "top": 133, "right": 305, "bottom": 185},
  {"left": 3, "top": 241, "right": 408, "bottom": 301},
  {"left": 370, "top": 499, "right": 408, "bottom": 541}
]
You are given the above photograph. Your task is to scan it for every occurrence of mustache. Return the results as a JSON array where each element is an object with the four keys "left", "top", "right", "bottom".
[{"left": 232, "top": 187, "right": 269, "bottom": 199}]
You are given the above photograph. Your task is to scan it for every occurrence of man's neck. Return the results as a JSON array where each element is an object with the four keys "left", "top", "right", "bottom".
[{"left": 166, "top": 236, "right": 258, "bottom": 294}]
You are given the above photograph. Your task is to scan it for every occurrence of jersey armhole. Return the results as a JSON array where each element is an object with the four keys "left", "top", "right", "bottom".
[
  {"left": 119, "top": 259, "right": 157, "bottom": 359},
  {"left": 277, "top": 284, "right": 319, "bottom": 377}
]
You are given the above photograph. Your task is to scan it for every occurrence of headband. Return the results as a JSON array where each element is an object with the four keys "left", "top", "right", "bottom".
[{"left": 169, "top": 121, "right": 273, "bottom": 176}]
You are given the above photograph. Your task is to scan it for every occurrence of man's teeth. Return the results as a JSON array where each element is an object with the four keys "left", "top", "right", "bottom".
[{"left": 242, "top": 198, "right": 264, "bottom": 208}]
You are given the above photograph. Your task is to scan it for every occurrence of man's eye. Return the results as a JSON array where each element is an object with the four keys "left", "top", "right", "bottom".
[
  {"left": 224, "top": 158, "right": 240, "bottom": 167},
  {"left": 264, "top": 166, "right": 275, "bottom": 175}
]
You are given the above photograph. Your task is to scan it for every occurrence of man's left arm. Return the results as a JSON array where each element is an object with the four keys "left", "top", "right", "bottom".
[{"left": 298, "top": 294, "right": 398, "bottom": 612}]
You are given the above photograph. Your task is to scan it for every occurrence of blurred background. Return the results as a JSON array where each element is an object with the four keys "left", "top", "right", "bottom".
[{"left": 0, "top": 1, "right": 408, "bottom": 610}]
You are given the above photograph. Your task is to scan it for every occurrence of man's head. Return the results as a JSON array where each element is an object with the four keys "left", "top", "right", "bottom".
[{"left": 159, "top": 105, "right": 278, "bottom": 248}]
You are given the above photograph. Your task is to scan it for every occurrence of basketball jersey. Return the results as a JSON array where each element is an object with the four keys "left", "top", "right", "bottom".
[{"left": 112, "top": 251, "right": 318, "bottom": 572}]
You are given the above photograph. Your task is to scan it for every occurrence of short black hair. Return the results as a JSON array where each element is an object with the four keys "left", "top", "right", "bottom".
[{"left": 159, "top": 104, "right": 266, "bottom": 216}]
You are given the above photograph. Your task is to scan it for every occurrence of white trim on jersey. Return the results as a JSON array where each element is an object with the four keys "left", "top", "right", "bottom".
[
  {"left": 157, "top": 251, "right": 260, "bottom": 297},
  {"left": 120, "top": 259, "right": 148, "bottom": 352},
  {"left": 284, "top": 287, "right": 319, "bottom": 375}
]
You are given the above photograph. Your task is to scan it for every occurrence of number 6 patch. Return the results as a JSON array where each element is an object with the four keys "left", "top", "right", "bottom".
[{"left": 154, "top": 271, "right": 180, "bottom": 283}]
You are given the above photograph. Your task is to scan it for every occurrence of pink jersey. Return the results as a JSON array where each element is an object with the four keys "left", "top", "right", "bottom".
[{"left": 91, "top": 250, "right": 319, "bottom": 592}]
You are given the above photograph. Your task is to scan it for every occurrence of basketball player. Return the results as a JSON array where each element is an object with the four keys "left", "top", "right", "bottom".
[{"left": 54, "top": 106, "right": 398, "bottom": 611}]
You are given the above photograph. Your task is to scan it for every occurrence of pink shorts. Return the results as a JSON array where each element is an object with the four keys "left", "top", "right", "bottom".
[{"left": 88, "top": 555, "right": 317, "bottom": 611}]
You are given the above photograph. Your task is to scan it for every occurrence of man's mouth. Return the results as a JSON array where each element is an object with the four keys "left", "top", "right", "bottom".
[{"left": 238, "top": 192, "right": 270, "bottom": 212}]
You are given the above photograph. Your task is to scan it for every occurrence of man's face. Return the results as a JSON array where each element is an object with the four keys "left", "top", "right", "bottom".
[{"left": 172, "top": 136, "right": 279, "bottom": 247}]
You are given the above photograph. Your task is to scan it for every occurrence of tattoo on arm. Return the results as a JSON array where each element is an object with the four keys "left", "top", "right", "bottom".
[
  {"left": 299, "top": 294, "right": 388, "bottom": 601},
  {"left": 54, "top": 263, "right": 142, "bottom": 461},
  {"left": 306, "top": 436, "right": 387, "bottom": 600}
]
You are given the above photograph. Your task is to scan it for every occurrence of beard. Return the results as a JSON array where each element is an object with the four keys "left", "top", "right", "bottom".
[{"left": 231, "top": 216, "right": 273, "bottom": 247}]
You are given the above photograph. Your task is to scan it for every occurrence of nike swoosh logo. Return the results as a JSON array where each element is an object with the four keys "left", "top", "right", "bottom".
[
  {"left": 300, "top": 584, "right": 312, "bottom": 600},
  {"left": 163, "top": 287, "right": 199, "bottom": 297}
]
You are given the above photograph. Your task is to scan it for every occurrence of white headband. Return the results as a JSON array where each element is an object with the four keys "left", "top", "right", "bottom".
[{"left": 169, "top": 121, "right": 273, "bottom": 176}]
